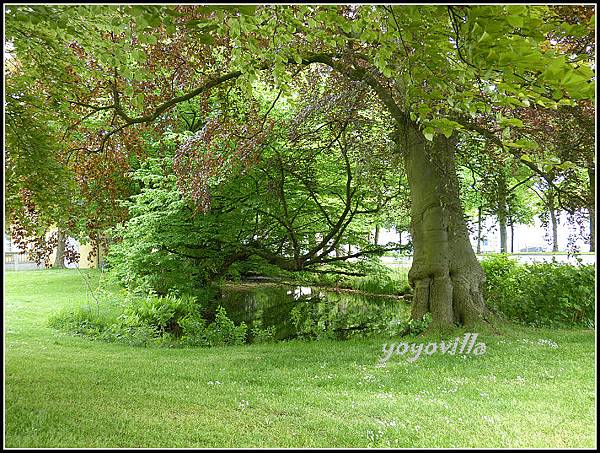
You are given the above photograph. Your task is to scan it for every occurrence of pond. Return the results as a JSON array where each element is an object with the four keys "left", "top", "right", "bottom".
[{"left": 203, "top": 282, "right": 412, "bottom": 342}]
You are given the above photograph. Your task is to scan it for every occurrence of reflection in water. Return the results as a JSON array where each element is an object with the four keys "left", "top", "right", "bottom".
[{"left": 204, "top": 283, "right": 411, "bottom": 343}]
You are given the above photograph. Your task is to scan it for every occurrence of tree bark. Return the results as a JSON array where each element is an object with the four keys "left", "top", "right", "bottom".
[
  {"left": 589, "top": 207, "right": 595, "bottom": 253},
  {"left": 548, "top": 192, "right": 559, "bottom": 252},
  {"left": 53, "top": 229, "right": 66, "bottom": 269},
  {"left": 588, "top": 166, "right": 595, "bottom": 252},
  {"left": 497, "top": 174, "right": 508, "bottom": 253},
  {"left": 476, "top": 205, "right": 483, "bottom": 254},
  {"left": 510, "top": 220, "right": 515, "bottom": 254},
  {"left": 400, "top": 124, "right": 490, "bottom": 329},
  {"left": 374, "top": 224, "right": 380, "bottom": 245}
]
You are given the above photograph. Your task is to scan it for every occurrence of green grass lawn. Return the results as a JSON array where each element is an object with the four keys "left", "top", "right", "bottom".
[{"left": 4, "top": 269, "right": 596, "bottom": 448}]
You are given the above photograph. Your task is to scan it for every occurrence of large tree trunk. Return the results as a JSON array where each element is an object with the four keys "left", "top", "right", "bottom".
[
  {"left": 497, "top": 174, "right": 508, "bottom": 253},
  {"left": 53, "top": 229, "right": 66, "bottom": 269},
  {"left": 400, "top": 124, "right": 490, "bottom": 329}
]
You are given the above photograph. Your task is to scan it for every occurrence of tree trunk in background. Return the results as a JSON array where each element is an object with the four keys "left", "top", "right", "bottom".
[
  {"left": 548, "top": 192, "right": 559, "bottom": 252},
  {"left": 53, "top": 230, "right": 66, "bottom": 269},
  {"left": 374, "top": 225, "right": 380, "bottom": 245},
  {"left": 476, "top": 205, "right": 483, "bottom": 254},
  {"left": 588, "top": 166, "right": 595, "bottom": 252},
  {"left": 401, "top": 124, "right": 489, "bottom": 329},
  {"left": 307, "top": 233, "right": 317, "bottom": 256},
  {"left": 497, "top": 174, "right": 508, "bottom": 253},
  {"left": 589, "top": 207, "right": 595, "bottom": 253},
  {"left": 510, "top": 221, "right": 515, "bottom": 254}
]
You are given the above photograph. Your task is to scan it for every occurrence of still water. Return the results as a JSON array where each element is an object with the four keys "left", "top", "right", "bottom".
[{"left": 204, "top": 283, "right": 411, "bottom": 342}]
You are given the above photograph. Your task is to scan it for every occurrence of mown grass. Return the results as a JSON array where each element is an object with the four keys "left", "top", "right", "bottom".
[{"left": 4, "top": 269, "right": 596, "bottom": 448}]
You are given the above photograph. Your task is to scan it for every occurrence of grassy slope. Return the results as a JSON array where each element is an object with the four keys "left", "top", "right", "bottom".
[{"left": 4, "top": 269, "right": 596, "bottom": 448}]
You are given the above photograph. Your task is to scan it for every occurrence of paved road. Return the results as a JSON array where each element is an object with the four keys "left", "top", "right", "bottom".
[{"left": 382, "top": 253, "right": 596, "bottom": 267}]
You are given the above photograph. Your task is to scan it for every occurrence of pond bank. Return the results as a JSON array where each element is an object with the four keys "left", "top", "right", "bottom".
[{"left": 222, "top": 279, "right": 412, "bottom": 302}]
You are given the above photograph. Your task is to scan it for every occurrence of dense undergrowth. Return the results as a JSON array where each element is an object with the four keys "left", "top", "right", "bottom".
[
  {"left": 481, "top": 254, "right": 595, "bottom": 328},
  {"left": 49, "top": 255, "right": 594, "bottom": 347}
]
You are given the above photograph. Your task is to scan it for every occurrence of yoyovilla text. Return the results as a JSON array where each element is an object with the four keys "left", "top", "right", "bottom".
[{"left": 381, "top": 333, "right": 486, "bottom": 363}]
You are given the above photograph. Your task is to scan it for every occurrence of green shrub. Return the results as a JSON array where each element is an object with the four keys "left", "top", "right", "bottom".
[
  {"left": 202, "top": 306, "right": 248, "bottom": 346},
  {"left": 250, "top": 325, "right": 277, "bottom": 344},
  {"left": 120, "top": 293, "right": 202, "bottom": 336},
  {"left": 49, "top": 291, "right": 248, "bottom": 348},
  {"left": 480, "top": 253, "right": 519, "bottom": 291},
  {"left": 481, "top": 254, "right": 595, "bottom": 328}
]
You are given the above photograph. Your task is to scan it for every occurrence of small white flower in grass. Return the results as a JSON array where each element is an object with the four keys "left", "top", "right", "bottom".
[
  {"left": 537, "top": 338, "right": 559, "bottom": 348},
  {"left": 376, "top": 392, "right": 394, "bottom": 400},
  {"left": 362, "top": 374, "right": 376, "bottom": 383},
  {"left": 238, "top": 399, "right": 250, "bottom": 411}
]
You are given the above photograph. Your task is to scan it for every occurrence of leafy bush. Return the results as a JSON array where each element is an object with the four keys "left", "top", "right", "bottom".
[
  {"left": 481, "top": 254, "right": 595, "bottom": 328},
  {"left": 250, "top": 325, "right": 277, "bottom": 344},
  {"left": 480, "top": 253, "right": 519, "bottom": 294},
  {"left": 203, "top": 306, "right": 248, "bottom": 346},
  {"left": 119, "top": 293, "right": 201, "bottom": 337},
  {"left": 49, "top": 291, "right": 249, "bottom": 347}
]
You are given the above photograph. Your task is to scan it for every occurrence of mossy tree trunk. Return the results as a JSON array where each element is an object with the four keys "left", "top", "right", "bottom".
[{"left": 400, "top": 124, "right": 490, "bottom": 329}]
